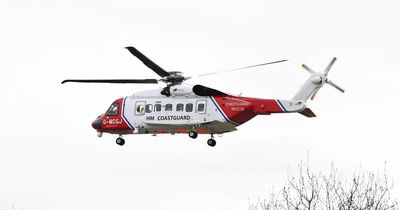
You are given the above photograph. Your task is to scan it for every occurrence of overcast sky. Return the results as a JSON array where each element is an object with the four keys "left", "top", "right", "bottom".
[{"left": 1, "top": 0, "right": 399, "bottom": 209}]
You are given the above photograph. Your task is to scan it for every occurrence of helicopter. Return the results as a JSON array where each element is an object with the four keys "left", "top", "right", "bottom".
[{"left": 62, "top": 46, "right": 344, "bottom": 147}]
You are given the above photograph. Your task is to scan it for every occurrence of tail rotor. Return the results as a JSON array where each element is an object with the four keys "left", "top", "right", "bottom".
[{"left": 300, "top": 57, "right": 344, "bottom": 101}]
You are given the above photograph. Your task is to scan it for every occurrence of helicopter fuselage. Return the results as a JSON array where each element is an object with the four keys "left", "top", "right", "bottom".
[
  {"left": 63, "top": 46, "right": 342, "bottom": 146},
  {"left": 92, "top": 84, "right": 306, "bottom": 136}
]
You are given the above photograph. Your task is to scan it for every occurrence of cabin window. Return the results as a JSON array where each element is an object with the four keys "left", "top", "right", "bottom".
[
  {"left": 136, "top": 105, "right": 145, "bottom": 115},
  {"left": 105, "top": 101, "right": 119, "bottom": 116},
  {"left": 185, "top": 103, "right": 193, "bottom": 112},
  {"left": 196, "top": 100, "right": 207, "bottom": 114},
  {"left": 145, "top": 104, "right": 153, "bottom": 113},
  {"left": 165, "top": 104, "right": 173, "bottom": 111},
  {"left": 135, "top": 101, "right": 146, "bottom": 115},
  {"left": 176, "top": 103, "right": 184, "bottom": 112},
  {"left": 154, "top": 104, "right": 162, "bottom": 112},
  {"left": 198, "top": 104, "right": 205, "bottom": 112}
]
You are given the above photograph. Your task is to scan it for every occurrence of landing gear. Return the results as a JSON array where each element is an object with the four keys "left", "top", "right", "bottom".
[
  {"left": 97, "top": 131, "right": 103, "bottom": 138},
  {"left": 188, "top": 131, "right": 198, "bottom": 139},
  {"left": 207, "top": 138, "right": 216, "bottom": 147},
  {"left": 207, "top": 134, "right": 216, "bottom": 147},
  {"left": 116, "top": 137, "right": 125, "bottom": 146}
]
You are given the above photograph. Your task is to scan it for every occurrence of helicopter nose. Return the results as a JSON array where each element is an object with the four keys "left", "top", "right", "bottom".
[{"left": 92, "top": 117, "right": 102, "bottom": 130}]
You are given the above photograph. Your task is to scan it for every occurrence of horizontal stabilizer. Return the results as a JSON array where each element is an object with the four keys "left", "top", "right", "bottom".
[{"left": 299, "top": 108, "right": 316, "bottom": 118}]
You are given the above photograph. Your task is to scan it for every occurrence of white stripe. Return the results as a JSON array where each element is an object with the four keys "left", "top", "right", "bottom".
[
  {"left": 122, "top": 97, "right": 134, "bottom": 130},
  {"left": 275, "top": 99, "right": 286, "bottom": 112}
]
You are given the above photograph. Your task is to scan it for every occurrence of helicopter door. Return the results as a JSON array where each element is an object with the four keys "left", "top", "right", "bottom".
[
  {"left": 135, "top": 101, "right": 146, "bottom": 116},
  {"left": 196, "top": 100, "right": 207, "bottom": 114}
]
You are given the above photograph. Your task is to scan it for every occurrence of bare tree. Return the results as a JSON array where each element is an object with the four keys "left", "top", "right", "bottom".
[{"left": 250, "top": 162, "right": 398, "bottom": 210}]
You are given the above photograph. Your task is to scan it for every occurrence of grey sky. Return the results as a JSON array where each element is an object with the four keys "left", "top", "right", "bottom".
[{"left": 1, "top": 0, "right": 399, "bottom": 209}]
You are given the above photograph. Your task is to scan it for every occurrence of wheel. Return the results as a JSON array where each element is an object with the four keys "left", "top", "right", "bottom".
[
  {"left": 207, "top": 139, "right": 216, "bottom": 147},
  {"left": 116, "top": 138, "right": 125, "bottom": 146},
  {"left": 116, "top": 137, "right": 125, "bottom": 146},
  {"left": 188, "top": 131, "right": 198, "bottom": 139}
]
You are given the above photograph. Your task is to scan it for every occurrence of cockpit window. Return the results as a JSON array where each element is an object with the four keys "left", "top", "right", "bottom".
[{"left": 106, "top": 101, "right": 119, "bottom": 116}]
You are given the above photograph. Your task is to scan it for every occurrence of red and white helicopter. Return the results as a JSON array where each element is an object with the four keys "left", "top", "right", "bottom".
[{"left": 62, "top": 47, "right": 344, "bottom": 147}]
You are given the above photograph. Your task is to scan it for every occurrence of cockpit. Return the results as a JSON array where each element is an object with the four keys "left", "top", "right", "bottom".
[{"left": 105, "top": 100, "right": 119, "bottom": 116}]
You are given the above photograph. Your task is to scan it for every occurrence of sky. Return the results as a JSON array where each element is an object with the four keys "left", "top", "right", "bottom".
[{"left": 1, "top": 0, "right": 400, "bottom": 209}]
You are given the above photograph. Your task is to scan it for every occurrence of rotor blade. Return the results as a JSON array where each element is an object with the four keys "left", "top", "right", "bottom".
[
  {"left": 310, "top": 88, "right": 320, "bottom": 100},
  {"left": 125, "top": 46, "right": 171, "bottom": 78},
  {"left": 197, "top": 59, "right": 288, "bottom": 77},
  {"left": 326, "top": 80, "right": 345, "bottom": 93},
  {"left": 61, "top": 79, "right": 158, "bottom": 84},
  {"left": 323, "top": 57, "right": 337, "bottom": 75},
  {"left": 302, "top": 64, "right": 316, "bottom": 74}
]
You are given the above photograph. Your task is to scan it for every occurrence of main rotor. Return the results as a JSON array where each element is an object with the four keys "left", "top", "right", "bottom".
[
  {"left": 124, "top": 47, "right": 190, "bottom": 86},
  {"left": 62, "top": 46, "right": 287, "bottom": 95}
]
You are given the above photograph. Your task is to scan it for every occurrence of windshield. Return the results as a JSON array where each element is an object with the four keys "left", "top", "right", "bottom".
[{"left": 105, "top": 101, "right": 119, "bottom": 116}]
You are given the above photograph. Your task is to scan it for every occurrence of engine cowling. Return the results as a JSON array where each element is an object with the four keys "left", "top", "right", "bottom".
[{"left": 169, "top": 85, "right": 195, "bottom": 96}]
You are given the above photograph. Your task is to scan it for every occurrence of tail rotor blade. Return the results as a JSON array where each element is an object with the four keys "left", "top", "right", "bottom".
[
  {"left": 310, "top": 88, "right": 320, "bottom": 100},
  {"left": 327, "top": 80, "right": 345, "bottom": 93},
  {"left": 323, "top": 57, "right": 337, "bottom": 76},
  {"left": 302, "top": 64, "right": 316, "bottom": 74}
]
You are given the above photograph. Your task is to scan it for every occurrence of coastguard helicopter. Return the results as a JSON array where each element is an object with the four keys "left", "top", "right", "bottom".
[{"left": 62, "top": 46, "right": 344, "bottom": 147}]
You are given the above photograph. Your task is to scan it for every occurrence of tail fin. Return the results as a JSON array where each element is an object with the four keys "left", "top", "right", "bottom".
[
  {"left": 299, "top": 108, "right": 316, "bottom": 117},
  {"left": 293, "top": 57, "right": 344, "bottom": 102},
  {"left": 293, "top": 58, "right": 344, "bottom": 117}
]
